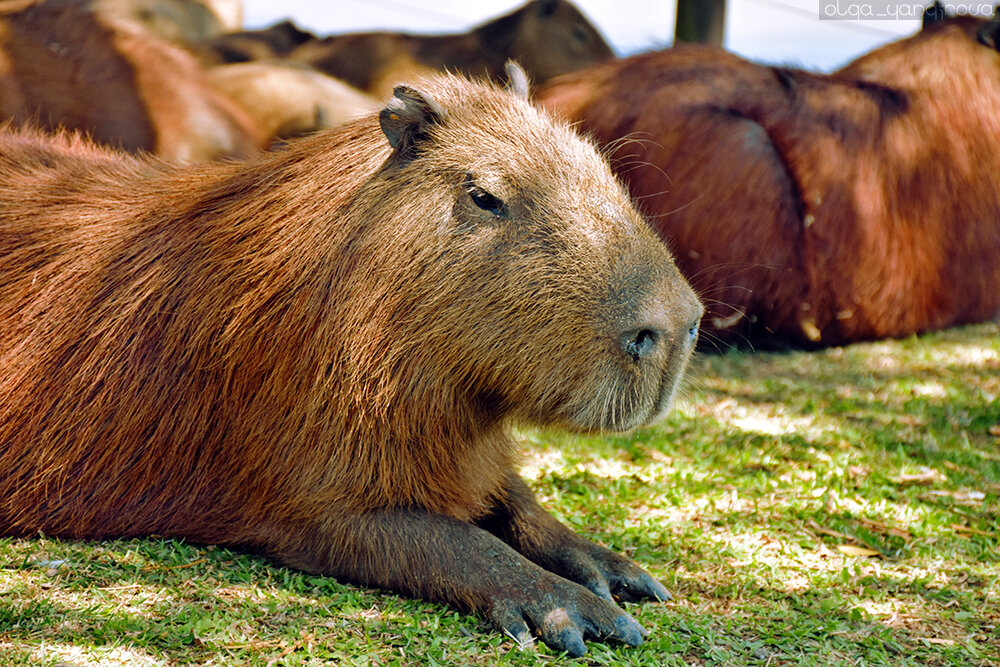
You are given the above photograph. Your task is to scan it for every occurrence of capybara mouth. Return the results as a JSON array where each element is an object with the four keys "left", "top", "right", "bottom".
[{"left": 565, "top": 350, "right": 692, "bottom": 434}]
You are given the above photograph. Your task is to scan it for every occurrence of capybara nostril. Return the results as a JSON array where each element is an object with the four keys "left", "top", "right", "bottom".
[
  {"left": 687, "top": 321, "right": 700, "bottom": 344},
  {"left": 621, "top": 328, "right": 659, "bottom": 363}
]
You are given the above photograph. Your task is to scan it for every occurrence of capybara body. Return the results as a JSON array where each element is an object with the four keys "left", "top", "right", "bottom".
[
  {"left": 205, "top": 62, "right": 378, "bottom": 140},
  {"left": 0, "top": 70, "right": 701, "bottom": 656},
  {"left": 290, "top": 0, "right": 614, "bottom": 99},
  {"left": 192, "top": 19, "right": 316, "bottom": 65},
  {"left": 93, "top": 0, "right": 238, "bottom": 43},
  {"left": 0, "top": 0, "right": 262, "bottom": 161},
  {"left": 537, "top": 16, "right": 1000, "bottom": 348}
]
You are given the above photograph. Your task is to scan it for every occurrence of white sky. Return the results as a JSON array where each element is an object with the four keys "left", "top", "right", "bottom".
[{"left": 237, "top": 0, "right": 987, "bottom": 72}]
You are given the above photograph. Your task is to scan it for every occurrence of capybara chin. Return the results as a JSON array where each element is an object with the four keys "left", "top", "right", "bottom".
[{"left": 0, "top": 66, "right": 701, "bottom": 656}]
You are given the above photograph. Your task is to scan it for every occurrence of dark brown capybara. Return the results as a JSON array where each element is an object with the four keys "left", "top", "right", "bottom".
[
  {"left": 191, "top": 18, "right": 317, "bottom": 65},
  {"left": 537, "top": 13, "right": 1000, "bottom": 349},
  {"left": 0, "top": 66, "right": 702, "bottom": 656},
  {"left": 0, "top": 0, "right": 263, "bottom": 162},
  {"left": 289, "top": 0, "right": 615, "bottom": 99}
]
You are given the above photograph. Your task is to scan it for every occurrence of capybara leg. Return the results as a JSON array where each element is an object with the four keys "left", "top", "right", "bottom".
[
  {"left": 478, "top": 473, "right": 671, "bottom": 605},
  {"left": 267, "top": 509, "right": 647, "bottom": 657}
]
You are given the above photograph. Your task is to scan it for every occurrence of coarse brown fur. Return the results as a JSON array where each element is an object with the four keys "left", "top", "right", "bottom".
[
  {"left": 0, "top": 70, "right": 701, "bottom": 656},
  {"left": 0, "top": 0, "right": 263, "bottom": 161},
  {"left": 537, "top": 16, "right": 1000, "bottom": 348},
  {"left": 288, "top": 0, "right": 614, "bottom": 99}
]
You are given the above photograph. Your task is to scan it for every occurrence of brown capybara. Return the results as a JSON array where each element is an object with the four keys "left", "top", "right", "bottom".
[
  {"left": 0, "top": 66, "right": 702, "bottom": 656},
  {"left": 290, "top": 0, "right": 615, "bottom": 99},
  {"left": 192, "top": 18, "right": 317, "bottom": 65},
  {"left": 0, "top": 0, "right": 263, "bottom": 162},
  {"left": 93, "top": 0, "right": 239, "bottom": 44},
  {"left": 205, "top": 62, "right": 379, "bottom": 140},
  {"left": 537, "top": 14, "right": 1000, "bottom": 349}
]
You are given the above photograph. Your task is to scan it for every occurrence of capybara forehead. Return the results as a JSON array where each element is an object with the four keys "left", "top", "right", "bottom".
[{"left": 410, "top": 74, "right": 619, "bottom": 197}]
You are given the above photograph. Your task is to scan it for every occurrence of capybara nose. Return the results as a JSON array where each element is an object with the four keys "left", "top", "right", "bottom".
[
  {"left": 620, "top": 311, "right": 701, "bottom": 364},
  {"left": 620, "top": 327, "right": 660, "bottom": 363}
]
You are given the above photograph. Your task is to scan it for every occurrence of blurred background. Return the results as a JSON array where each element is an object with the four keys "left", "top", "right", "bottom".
[{"left": 243, "top": 0, "right": 935, "bottom": 72}]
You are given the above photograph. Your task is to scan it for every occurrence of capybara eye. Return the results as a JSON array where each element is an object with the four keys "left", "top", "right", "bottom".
[
  {"left": 687, "top": 323, "right": 699, "bottom": 343},
  {"left": 467, "top": 183, "right": 507, "bottom": 217}
]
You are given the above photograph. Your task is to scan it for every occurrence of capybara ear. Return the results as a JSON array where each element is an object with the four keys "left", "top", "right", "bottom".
[
  {"left": 379, "top": 85, "right": 445, "bottom": 155},
  {"left": 921, "top": 1, "right": 946, "bottom": 29},
  {"left": 505, "top": 61, "right": 530, "bottom": 100},
  {"left": 536, "top": 0, "right": 559, "bottom": 18},
  {"left": 977, "top": 11, "right": 1000, "bottom": 50}
]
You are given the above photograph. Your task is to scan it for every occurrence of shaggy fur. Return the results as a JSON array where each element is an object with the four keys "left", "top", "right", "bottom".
[
  {"left": 0, "top": 0, "right": 263, "bottom": 161},
  {"left": 0, "top": 71, "right": 701, "bottom": 656},
  {"left": 537, "top": 15, "right": 1000, "bottom": 348}
]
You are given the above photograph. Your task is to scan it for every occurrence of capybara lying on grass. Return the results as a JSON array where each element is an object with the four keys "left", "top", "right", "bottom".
[
  {"left": 537, "top": 14, "right": 1000, "bottom": 348},
  {"left": 0, "top": 66, "right": 702, "bottom": 656}
]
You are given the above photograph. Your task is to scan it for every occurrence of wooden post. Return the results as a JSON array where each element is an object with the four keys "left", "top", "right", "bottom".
[{"left": 675, "top": 0, "right": 727, "bottom": 47}]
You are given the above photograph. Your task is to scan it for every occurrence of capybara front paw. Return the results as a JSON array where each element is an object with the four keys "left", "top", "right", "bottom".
[
  {"left": 487, "top": 578, "right": 647, "bottom": 657},
  {"left": 600, "top": 557, "right": 672, "bottom": 603},
  {"left": 546, "top": 540, "right": 672, "bottom": 605}
]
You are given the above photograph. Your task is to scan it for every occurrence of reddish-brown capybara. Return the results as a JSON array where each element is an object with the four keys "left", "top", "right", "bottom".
[
  {"left": 537, "top": 13, "right": 1000, "bottom": 348},
  {"left": 0, "top": 66, "right": 702, "bottom": 656},
  {"left": 0, "top": 0, "right": 263, "bottom": 162},
  {"left": 289, "top": 0, "right": 615, "bottom": 99}
]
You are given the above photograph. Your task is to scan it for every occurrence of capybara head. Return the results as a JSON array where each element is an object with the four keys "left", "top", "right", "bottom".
[
  {"left": 354, "top": 71, "right": 701, "bottom": 434},
  {"left": 488, "top": 0, "right": 615, "bottom": 81}
]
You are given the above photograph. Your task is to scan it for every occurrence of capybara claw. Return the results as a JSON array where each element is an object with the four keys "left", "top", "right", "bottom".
[
  {"left": 612, "top": 614, "right": 646, "bottom": 646},
  {"left": 622, "top": 572, "right": 672, "bottom": 603},
  {"left": 545, "top": 626, "right": 587, "bottom": 658}
]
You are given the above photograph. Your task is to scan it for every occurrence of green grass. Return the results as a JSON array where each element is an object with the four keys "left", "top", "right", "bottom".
[{"left": 1, "top": 323, "right": 997, "bottom": 666}]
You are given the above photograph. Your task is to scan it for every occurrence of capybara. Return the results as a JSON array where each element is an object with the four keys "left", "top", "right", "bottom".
[
  {"left": 537, "top": 14, "right": 1000, "bottom": 348},
  {"left": 0, "top": 66, "right": 702, "bottom": 656},
  {"left": 192, "top": 18, "right": 316, "bottom": 65},
  {"left": 93, "top": 0, "right": 238, "bottom": 43},
  {"left": 0, "top": 0, "right": 263, "bottom": 162},
  {"left": 289, "top": 0, "right": 615, "bottom": 99},
  {"left": 205, "top": 62, "right": 379, "bottom": 140}
]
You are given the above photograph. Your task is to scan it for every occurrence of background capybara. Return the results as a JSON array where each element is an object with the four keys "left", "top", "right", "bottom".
[
  {"left": 0, "top": 68, "right": 702, "bottom": 656},
  {"left": 0, "top": 0, "right": 263, "bottom": 161},
  {"left": 93, "top": 0, "right": 240, "bottom": 44},
  {"left": 537, "top": 13, "right": 1000, "bottom": 349},
  {"left": 286, "top": 0, "right": 615, "bottom": 99},
  {"left": 191, "top": 18, "right": 317, "bottom": 65},
  {"left": 204, "top": 61, "right": 379, "bottom": 141}
]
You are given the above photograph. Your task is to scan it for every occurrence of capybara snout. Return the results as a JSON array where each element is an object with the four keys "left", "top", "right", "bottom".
[{"left": 605, "top": 262, "right": 703, "bottom": 430}]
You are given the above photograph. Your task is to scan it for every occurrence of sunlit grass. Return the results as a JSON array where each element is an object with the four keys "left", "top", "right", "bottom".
[{"left": 0, "top": 323, "right": 997, "bottom": 665}]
